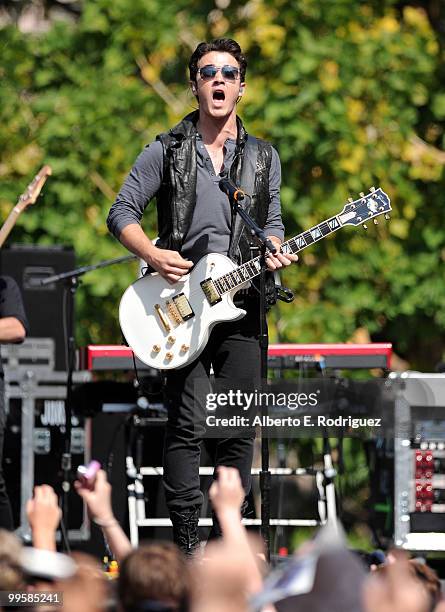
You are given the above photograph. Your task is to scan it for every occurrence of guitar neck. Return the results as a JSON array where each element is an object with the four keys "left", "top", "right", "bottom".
[
  {"left": 0, "top": 165, "right": 52, "bottom": 248},
  {"left": 0, "top": 205, "right": 24, "bottom": 248},
  {"left": 214, "top": 215, "right": 342, "bottom": 294}
]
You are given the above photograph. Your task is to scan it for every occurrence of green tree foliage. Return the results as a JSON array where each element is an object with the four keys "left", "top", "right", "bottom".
[{"left": 0, "top": 0, "right": 444, "bottom": 368}]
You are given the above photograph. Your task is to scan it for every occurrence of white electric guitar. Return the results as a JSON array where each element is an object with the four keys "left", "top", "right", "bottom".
[{"left": 120, "top": 188, "right": 391, "bottom": 370}]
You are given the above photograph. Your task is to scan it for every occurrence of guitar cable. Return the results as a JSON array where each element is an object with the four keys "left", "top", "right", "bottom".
[{"left": 131, "top": 350, "right": 167, "bottom": 400}]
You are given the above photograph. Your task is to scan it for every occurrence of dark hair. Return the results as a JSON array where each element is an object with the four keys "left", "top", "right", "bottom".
[
  {"left": 0, "top": 530, "right": 24, "bottom": 591},
  {"left": 189, "top": 38, "right": 247, "bottom": 83},
  {"left": 373, "top": 560, "right": 442, "bottom": 612},
  {"left": 118, "top": 542, "right": 191, "bottom": 612},
  {"left": 408, "top": 560, "right": 442, "bottom": 610}
]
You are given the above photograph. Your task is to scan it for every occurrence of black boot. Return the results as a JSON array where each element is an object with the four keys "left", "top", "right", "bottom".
[{"left": 170, "top": 506, "right": 201, "bottom": 558}]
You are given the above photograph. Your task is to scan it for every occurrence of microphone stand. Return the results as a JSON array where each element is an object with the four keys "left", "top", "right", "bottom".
[
  {"left": 39, "top": 254, "right": 136, "bottom": 548},
  {"left": 227, "top": 194, "right": 277, "bottom": 562}
]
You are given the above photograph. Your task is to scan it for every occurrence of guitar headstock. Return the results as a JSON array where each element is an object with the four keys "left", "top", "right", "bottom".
[
  {"left": 17, "top": 165, "right": 52, "bottom": 211},
  {"left": 338, "top": 187, "right": 392, "bottom": 228}
]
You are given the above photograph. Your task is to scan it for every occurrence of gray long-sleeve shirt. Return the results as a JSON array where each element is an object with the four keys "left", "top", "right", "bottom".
[{"left": 107, "top": 136, "right": 285, "bottom": 264}]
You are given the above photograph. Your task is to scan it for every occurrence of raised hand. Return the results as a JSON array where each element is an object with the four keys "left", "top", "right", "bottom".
[
  {"left": 74, "top": 469, "right": 113, "bottom": 523},
  {"left": 26, "top": 485, "right": 62, "bottom": 551},
  {"left": 209, "top": 466, "right": 245, "bottom": 517}
]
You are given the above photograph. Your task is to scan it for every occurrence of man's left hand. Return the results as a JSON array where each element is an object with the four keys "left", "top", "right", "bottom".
[{"left": 265, "top": 237, "right": 298, "bottom": 270}]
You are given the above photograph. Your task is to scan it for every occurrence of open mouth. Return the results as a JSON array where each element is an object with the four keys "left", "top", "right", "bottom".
[{"left": 213, "top": 90, "right": 225, "bottom": 101}]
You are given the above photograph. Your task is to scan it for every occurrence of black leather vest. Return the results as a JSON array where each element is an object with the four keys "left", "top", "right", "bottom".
[{"left": 155, "top": 111, "right": 273, "bottom": 266}]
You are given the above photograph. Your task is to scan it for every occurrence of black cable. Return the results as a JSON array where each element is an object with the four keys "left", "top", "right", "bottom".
[
  {"left": 131, "top": 351, "right": 141, "bottom": 389},
  {"left": 131, "top": 350, "right": 166, "bottom": 399},
  {"left": 105, "top": 416, "right": 129, "bottom": 478},
  {"left": 58, "top": 514, "right": 71, "bottom": 554}
]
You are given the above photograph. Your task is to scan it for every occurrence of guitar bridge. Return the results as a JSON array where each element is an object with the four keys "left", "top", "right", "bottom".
[
  {"left": 154, "top": 304, "right": 171, "bottom": 333},
  {"left": 172, "top": 293, "right": 194, "bottom": 321},
  {"left": 200, "top": 279, "right": 221, "bottom": 306}
]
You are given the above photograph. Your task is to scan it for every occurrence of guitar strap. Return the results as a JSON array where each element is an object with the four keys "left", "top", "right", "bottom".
[
  {"left": 228, "top": 135, "right": 259, "bottom": 264},
  {"left": 228, "top": 137, "right": 279, "bottom": 306}
]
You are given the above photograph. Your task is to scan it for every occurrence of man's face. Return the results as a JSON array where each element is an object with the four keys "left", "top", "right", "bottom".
[{"left": 193, "top": 51, "right": 244, "bottom": 119}]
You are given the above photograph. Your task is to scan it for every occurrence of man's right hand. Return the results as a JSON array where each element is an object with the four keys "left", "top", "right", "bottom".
[{"left": 146, "top": 246, "right": 193, "bottom": 284}]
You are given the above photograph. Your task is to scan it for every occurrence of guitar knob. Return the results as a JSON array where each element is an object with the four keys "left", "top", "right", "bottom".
[
  {"left": 181, "top": 344, "right": 190, "bottom": 352},
  {"left": 152, "top": 345, "right": 161, "bottom": 353},
  {"left": 165, "top": 352, "right": 173, "bottom": 361},
  {"left": 167, "top": 336, "right": 176, "bottom": 344}
]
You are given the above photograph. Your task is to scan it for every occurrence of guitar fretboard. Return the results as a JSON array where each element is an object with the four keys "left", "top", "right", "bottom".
[{"left": 213, "top": 215, "right": 342, "bottom": 295}]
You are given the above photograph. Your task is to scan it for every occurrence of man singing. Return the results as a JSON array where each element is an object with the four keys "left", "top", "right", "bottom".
[{"left": 107, "top": 38, "right": 296, "bottom": 555}]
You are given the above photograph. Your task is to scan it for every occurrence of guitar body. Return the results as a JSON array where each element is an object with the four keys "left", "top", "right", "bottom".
[{"left": 119, "top": 253, "right": 250, "bottom": 370}]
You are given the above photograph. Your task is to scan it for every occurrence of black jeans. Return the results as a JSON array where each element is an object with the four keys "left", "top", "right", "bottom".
[
  {"left": 0, "top": 380, "right": 13, "bottom": 529},
  {"left": 163, "top": 300, "right": 262, "bottom": 512}
]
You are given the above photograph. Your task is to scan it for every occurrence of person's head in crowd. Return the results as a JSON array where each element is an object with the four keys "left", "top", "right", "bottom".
[
  {"left": 117, "top": 542, "right": 191, "bottom": 612},
  {"left": 371, "top": 558, "right": 442, "bottom": 612},
  {"left": 409, "top": 560, "right": 442, "bottom": 611},
  {"left": 56, "top": 552, "right": 108, "bottom": 612},
  {"left": 364, "top": 553, "right": 432, "bottom": 612},
  {"left": 0, "top": 529, "right": 24, "bottom": 591}
]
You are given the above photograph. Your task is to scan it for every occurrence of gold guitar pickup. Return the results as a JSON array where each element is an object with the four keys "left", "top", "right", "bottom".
[
  {"left": 166, "top": 300, "right": 182, "bottom": 325},
  {"left": 172, "top": 293, "right": 194, "bottom": 321},
  {"left": 200, "top": 279, "right": 222, "bottom": 306}
]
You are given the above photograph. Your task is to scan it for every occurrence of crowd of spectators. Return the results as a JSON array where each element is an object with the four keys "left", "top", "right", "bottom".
[{"left": 0, "top": 466, "right": 443, "bottom": 612}]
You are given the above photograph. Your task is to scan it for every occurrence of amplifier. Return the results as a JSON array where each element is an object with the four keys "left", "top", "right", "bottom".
[
  {"left": 4, "top": 369, "right": 91, "bottom": 542},
  {"left": 392, "top": 372, "right": 445, "bottom": 551},
  {"left": 0, "top": 245, "right": 75, "bottom": 371}
]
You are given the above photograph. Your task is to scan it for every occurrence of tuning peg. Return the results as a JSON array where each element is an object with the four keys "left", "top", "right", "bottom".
[
  {"left": 363, "top": 223, "right": 368, "bottom": 230},
  {"left": 359, "top": 192, "right": 365, "bottom": 198},
  {"left": 384, "top": 213, "right": 390, "bottom": 220},
  {"left": 370, "top": 186, "right": 376, "bottom": 192},
  {"left": 373, "top": 218, "right": 378, "bottom": 225},
  {"left": 347, "top": 197, "right": 353, "bottom": 203}
]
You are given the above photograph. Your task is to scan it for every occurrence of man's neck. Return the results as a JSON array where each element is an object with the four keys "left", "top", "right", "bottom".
[{"left": 197, "top": 111, "right": 238, "bottom": 149}]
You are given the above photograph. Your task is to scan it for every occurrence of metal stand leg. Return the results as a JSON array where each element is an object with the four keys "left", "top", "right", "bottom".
[
  {"left": 126, "top": 417, "right": 149, "bottom": 548},
  {"left": 316, "top": 445, "right": 338, "bottom": 530},
  {"left": 323, "top": 450, "right": 338, "bottom": 531}
]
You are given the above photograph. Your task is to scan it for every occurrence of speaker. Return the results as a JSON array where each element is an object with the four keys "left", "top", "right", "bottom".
[
  {"left": 0, "top": 245, "right": 75, "bottom": 371},
  {"left": 4, "top": 385, "right": 91, "bottom": 541}
]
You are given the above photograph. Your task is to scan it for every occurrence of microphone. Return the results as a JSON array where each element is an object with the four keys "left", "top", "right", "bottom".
[{"left": 219, "top": 176, "right": 245, "bottom": 202}]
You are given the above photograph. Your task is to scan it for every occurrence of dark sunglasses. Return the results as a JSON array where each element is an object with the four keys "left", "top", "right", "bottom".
[{"left": 198, "top": 64, "right": 240, "bottom": 81}]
